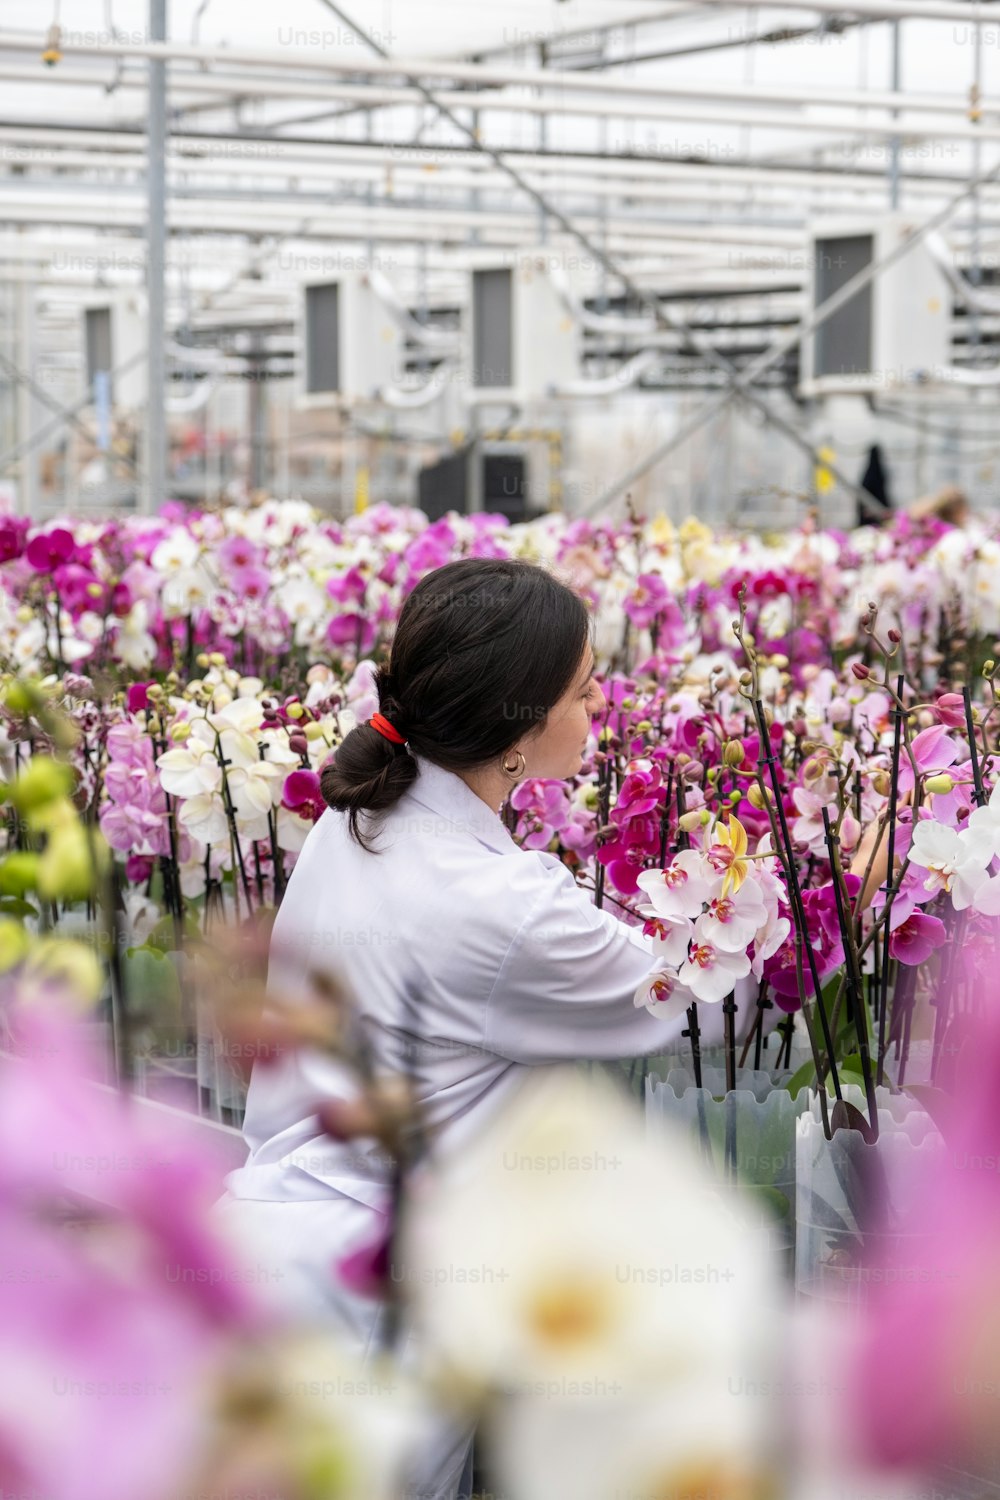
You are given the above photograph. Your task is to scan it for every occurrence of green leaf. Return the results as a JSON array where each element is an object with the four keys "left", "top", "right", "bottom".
[
  {"left": 904, "top": 1083, "right": 952, "bottom": 1137},
  {"left": 786, "top": 1058, "right": 819, "bottom": 1099},
  {"left": 0, "top": 896, "right": 39, "bottom": 919}
]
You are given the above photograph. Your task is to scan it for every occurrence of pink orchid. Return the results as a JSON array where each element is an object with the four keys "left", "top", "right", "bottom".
[
  {"left": 623, "top": 571, "right": 670, "bottom": 629},
  {"left": 25, "top": 526, "right": 75, "bottom": 571},
  {"left": 326, "top": 611, "right": 376, "bottom": 654},
  {"left": 888, "top": 910, "right": 947, "bottom": 966},
  {"left": 281, "top": 768, "right": 325, "bottom": 822},
  {"left": 217, "top": 534, "right": 265, "bottom": 575},
  {"left": 934, "top": 692, "right": 968, "bottom": 729},
  {"left": 896, "top": 723, "right": 959, "bottom": 798}
]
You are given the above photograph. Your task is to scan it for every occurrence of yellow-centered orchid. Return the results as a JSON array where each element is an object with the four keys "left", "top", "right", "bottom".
[{"left": 708, "top": 814, "right": 750, "bottom": 897}]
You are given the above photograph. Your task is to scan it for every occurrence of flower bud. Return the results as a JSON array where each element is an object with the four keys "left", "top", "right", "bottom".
[
  {"left": 0, "top": 851, "right": 39, "bottom": 896},
  {"left": 722, "top": 739, "right": 745, "bottom": 768},
  {"left": 871, "top": 770, "right": 891, "bottom": 797},
  {"left": 0, "top": 917, "right": 29, "bottom": 973},
  {"left": 738, "top": 671, "right": 753, "bottom": 688},
  {"left": 748, "top": 783, "right": 770, "bottom": 810},
  {"left": 288, "top": 731, "right": 309, "bottom": 756},
  {"left": 304, "top": 720, "right": 326, "bottom": 741},
  {"left": 195, "top": 652, "right": 210, "bottom": 669},
  {"left": 925, "top": 772, "right": 956, "bottom": 795},
  {"left": 802, "top": 755, "right": 827, "bottom": 783},
  {"left": 286, "top": 702, "right": 305, "bottom": 721},
  {"left": 677, "top": 809, "right": 706, "bottom": 833},
  {"left": 851, "top": 663, "right": 871, "bottom": 682},
  {"left": 169, "top": 720, "right": 191, "bottom": 743},
  {"left": 9, "top": 757, "right": 74, "bottom": 814},
  {"left": 984, "top": 659, "right": 996, "bottom": 678},
  {"left": 37, "top": 821, "right": 107, "bottom": 903},
  {"left": 887, "top": 628, "right": 901, "bottom": 644}
]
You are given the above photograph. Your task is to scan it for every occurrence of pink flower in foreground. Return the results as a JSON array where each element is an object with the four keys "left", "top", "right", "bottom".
[
  {"left": 0, "top": 997, "right": 266, "bottom": 1500},
  {"left": 854, "top": 997, "right": 1000, "bottom": 1473}
]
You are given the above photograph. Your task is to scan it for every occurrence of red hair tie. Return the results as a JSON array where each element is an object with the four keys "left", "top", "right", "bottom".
[{"left": 369, "top": 712, "right": 406, "bottom": 746}]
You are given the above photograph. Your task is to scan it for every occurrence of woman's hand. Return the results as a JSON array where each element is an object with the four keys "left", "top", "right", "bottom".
[{"left": 849, "top": 789, "right": 911, "bottom": 910}]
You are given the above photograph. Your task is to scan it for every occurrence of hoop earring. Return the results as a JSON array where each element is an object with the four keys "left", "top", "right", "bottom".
[{"left": 500, "top": 748, "right": 526, "bottom": 778}]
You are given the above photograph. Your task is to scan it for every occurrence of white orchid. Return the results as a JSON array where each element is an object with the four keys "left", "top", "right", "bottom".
[
  {"left": 176, "top": 791, "right": 229, "bottom": 846},
  {"left": 697, "top": 880, "right": 768, "bottom": 954},
  {"left": 642, "top": 911, "right": 694, "bottom": 968},
  {"left": 633, "top": 962, "right": 689, "bottom": 1022},
  {"left": 398, "top": 1069, "right": 777, "bottom": 1394},
  {"left": 150, "top": 528, "right": 200, "bottom": 574},
  {"left": 156, "top": 738, "right": 222, "bottom": 800},
  {"left": 907, "top": 819, "right": 989, "bottom": 910},
  {"left": 964, "top": 781, "right": 1000, "bottom": 864},
  {"left": 276, "top": 805, "right": 315, "bottom": 853},
  {"left": 635, "top": 850, "right": 715, "bottom": 922},
  {"left": 678, "top": 940, "right": 751, "bottom": 1006},
  {"left": 208, "top": 696, "right": 265, "bottom": 737},
  {"left": 226, "top": 762, "right": 284, "bottom": 837}
]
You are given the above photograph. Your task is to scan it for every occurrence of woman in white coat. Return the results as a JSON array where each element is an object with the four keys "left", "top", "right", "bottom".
[{"left": 216, "top": 556, "right": 740, "bottom": 1499}]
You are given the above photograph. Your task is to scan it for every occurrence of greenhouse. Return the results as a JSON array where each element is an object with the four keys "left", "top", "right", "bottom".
[{"left": 0, "top": 3, "right": 998, "bottom": 1499}]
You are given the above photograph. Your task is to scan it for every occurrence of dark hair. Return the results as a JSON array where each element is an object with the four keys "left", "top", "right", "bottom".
[{"left": 321, "top": 557, "right": 591, "bottom": 851}]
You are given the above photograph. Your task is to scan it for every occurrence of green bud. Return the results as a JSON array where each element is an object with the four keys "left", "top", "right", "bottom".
[
  {"left": 24, "top": 938, "right": 104, "bottom": 1008},
  {"left": 0, "top": 917, "right": 29, "bottom": 972},
  {"left": 37, "top": 823, "right": 107, "bottom": 903},
  {"left": 0, "top": 852, "right": 39, "bottom": 896},
  {"left": 8, "top": 757, "right": 75, "bottom": 814}
]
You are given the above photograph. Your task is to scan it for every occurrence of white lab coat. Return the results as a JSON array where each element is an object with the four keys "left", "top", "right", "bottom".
[{"left": 216, "top": 752, "right": 739, "bottom": 1498}]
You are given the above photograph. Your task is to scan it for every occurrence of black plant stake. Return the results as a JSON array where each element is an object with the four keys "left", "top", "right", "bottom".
[
  {"left": 823, "top": 808, "right": 878, "bottom": 1141},
  {"left": 877, "top": 675, "right": 904, "bottom": 1085},
  {"left": 964, "top": 684, "right": 986, "bottom": 809}
]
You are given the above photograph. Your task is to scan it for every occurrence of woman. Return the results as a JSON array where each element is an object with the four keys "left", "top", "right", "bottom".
[{"left": 217, "top": 557, "right": 744, "bottom": 1498}]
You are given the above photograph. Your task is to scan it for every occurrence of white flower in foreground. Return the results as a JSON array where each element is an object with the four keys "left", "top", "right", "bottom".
[
  {"left": 907, "top": 819, "right": 988, "bottom": 910},
  {"left": 398, "top": 1069, "right": 776, "bottom": 1394},
  {"left": 491, "top": 1380, "right": 777, "bottom": 1500},
  {"left": 679, "top": 939, "right": 751, "bottom": 1006},
  {"left": 635, "top": 849, "right": 717, "bottom": 921}
]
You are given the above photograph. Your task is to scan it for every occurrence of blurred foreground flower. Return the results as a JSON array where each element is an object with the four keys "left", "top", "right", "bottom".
[{"left": 399, "top": 1069, "right": 784, "bottom": 1498}]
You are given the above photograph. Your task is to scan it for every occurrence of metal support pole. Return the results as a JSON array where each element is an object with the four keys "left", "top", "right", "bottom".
[
  {"left": 145, "top": 0, "right": 168, "bottom": 515},
  {"left": 15, "top": 230, "right": 37, "bottom": 517},
  {"left": 969, "top": 0, "right": 983, "bottom": 363},
  {"left": 888, "top": 22, "right": 901, "bottom": 210},
  {"left": 248, "top": 339, "right": 267, "bottom": 494}
]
